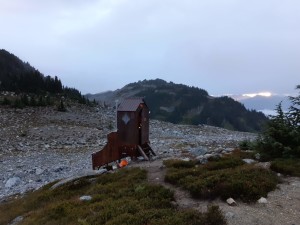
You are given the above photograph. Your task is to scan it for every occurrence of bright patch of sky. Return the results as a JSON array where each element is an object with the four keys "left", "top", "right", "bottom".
[{"left": 242, "top": 92, "right": 272, "bottom": 98}]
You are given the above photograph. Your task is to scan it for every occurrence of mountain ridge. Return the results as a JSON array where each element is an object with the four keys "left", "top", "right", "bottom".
[{"left": 87, "top": 79, "right": 268, "bottom": 132}]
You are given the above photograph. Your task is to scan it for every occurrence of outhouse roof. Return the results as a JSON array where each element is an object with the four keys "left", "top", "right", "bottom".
[{"left": 118, "top": 98, "right": 145, "bottom": 112}]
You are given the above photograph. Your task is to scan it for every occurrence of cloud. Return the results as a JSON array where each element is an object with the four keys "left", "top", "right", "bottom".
[
  {"left": 0, "top": 0, "right": 300, "bottom": 94},
  {"left": 242, "top": 92, "right": 272, "bottom": 98}
]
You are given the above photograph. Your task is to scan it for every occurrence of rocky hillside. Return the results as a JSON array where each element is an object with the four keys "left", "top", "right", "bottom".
[
  {"left": 0, "top": 104, "right": 256, "bottom": 202},
  {"left": 87, "top": 79, "right": 268, "bottom": 132},
  {"left": 1, "top": 104, "right": 299, "bottom": 225}
]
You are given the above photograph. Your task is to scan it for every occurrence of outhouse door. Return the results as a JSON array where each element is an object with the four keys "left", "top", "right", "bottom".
[{"left": 138, "top": 106, "right": 149, "bottom": 145}]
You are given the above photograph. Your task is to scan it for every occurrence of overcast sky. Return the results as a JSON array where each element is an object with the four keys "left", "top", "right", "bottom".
[{"left": 1, "top": 0, "right": 299, "bottom": 95}]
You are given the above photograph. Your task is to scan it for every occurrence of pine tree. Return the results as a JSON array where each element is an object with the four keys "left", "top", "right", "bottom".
[
  {"left": 257, "top": 85, "right": 300, "bottom": 159},
  {"left": 288, "top": 85, "right": 300, "bottom": 129}
]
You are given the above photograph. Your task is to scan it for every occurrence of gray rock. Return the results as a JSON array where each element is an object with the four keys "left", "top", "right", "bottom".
[
  {"left": 182, "top": 157, "right": 190, "bottom": 161},
  {"left": 242, "top": 158, "right": 256, "bottom": 164},
  {"left": 51, "top": 169, "right": 106, "bottom": 189},
  {"left": 258, "top": 197, "right": 268, "bottom": 204},
  {"left": 226, "top": 198, "right": 237, "bottom": 206},
  {"left": 203, "top": 153, "right": 214, "bottom": 159},
  {"left": 8, "top": 216, "right": 23, "bottom": 225},
  {"left": 5, "top": 177, "right": 21, "bottom": 188},
  {"left": 189, "top": 147, "right": 207, "bottom": 156},
  {"left": 79, "top": 195, "right": 92, "bottom": 201}
]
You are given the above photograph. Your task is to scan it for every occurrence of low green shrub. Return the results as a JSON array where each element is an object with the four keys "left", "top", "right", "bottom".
[
  {"left": 270, "top": 158, "right": 300, "bottom": 177},
  {"left": 204, "top": 156, "right": 244, "bottom": 170},
  {"left": 239, "top": 140, "right": 254, "bottom": 150},
  {"left": 228, "top": 148, "right": 256, "bottom": 159},
  {"left": 163, "top": 159, "right": 198, "bottom": 168},
  {"left": 164, "top": 154, "right": 279, "bottom": 202},
  {"left": 0, "top": 168, "right": 227, "bottom": 225}
]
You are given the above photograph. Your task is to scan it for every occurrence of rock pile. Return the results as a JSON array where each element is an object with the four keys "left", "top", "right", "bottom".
[{"left": 0, "top": 104, "right": 256, "bottom": 201}]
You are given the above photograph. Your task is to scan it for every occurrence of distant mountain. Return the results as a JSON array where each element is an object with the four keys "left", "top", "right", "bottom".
[
  {"left": 238, "top": 95, "right": 290, "bottom": 113},
  {"left": 87, "top": 79, "right": 268, "bottom": 132},
  {"left": 0, "top": 49, "right": 87, "bottom": 105}
]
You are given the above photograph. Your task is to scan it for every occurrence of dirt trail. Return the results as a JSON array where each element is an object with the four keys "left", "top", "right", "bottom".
[{"left": 129, "top": 159, "right": 300, "bottom": 225}]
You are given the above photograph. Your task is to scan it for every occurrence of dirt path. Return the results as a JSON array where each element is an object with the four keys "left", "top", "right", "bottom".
[{"left": 129, "top": 159, "right": 300, "bottom": 225}]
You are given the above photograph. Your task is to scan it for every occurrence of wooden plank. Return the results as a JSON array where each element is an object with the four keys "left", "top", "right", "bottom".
[{"left": 137, "top": 145, "right": 149, "bottom": 161}]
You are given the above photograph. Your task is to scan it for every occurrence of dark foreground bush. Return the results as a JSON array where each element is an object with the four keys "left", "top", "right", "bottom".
[
  {"left": 0, "top": 168, "right": 227, "bottom": 225},
  {"left": 270, "top": 158, "right": 300, "bottom": 177},
  {"left": 164, "top": 155, "right": 279, "bottom": 202}
]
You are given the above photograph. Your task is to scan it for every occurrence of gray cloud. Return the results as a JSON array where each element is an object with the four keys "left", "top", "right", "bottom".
[{"left": 0, "top": 0, "right": 299, "bottom": 94}]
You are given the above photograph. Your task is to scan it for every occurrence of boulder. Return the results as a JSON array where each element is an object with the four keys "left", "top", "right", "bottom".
[{"left": 258, "top": 197, "right": 268, "bottom": 204}]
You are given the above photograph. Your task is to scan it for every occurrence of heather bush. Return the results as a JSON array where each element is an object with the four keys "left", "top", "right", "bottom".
[
  {"left": 256, "top": 85, "right": 300, "bottom": 159},
  {"left": 164, "top": 153, "right": 279, "bottom": 202},
  {"left": 0, "top": 168, "right": 227, "bottom": 225},
  {"left": 270, "top": 158, "right": 300, "bottom": 177}
]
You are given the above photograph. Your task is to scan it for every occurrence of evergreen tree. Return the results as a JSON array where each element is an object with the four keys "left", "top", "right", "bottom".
[
  {"left": 257, "top": 85, "right": 300, "bottom": 159},
  {"left": 288, "top": 85, "right": 300, "bottom": 128}
]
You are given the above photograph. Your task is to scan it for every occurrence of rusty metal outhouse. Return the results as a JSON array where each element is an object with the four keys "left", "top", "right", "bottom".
[{"left": 92, "top": 98, "right": 156, "bottom": 169}]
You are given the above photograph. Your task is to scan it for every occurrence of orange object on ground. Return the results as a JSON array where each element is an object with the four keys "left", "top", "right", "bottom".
[{"left": 119, "top": 159, "right": 128, "bottom": 168}]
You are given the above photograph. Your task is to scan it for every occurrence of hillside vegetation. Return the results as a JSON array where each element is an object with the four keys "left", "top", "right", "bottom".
[
  {"left": 88, "top": 79, "right": 268, "bottom": 132},
  {"left": 0, "top": 49, "right": 89, "bottom": 107},
  {"left": 164, "top": 150, "right": 279, "bottom": 202}
]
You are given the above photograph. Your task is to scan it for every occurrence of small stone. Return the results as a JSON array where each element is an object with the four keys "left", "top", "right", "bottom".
[
  {"left": 242, "top": 159, "right": 256, "bottom": 164},
  {"left": 258, "top": 197, "right": 268, "bottom": 204},
  {"left": 79, "top": 195, "right": 92, "bottom": 201},
  {"left": 182, "top": 158, "right": 190, "bottom": 161},
  {"left": 226, "top": 198, "right": 237, "bottom": 206}
]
